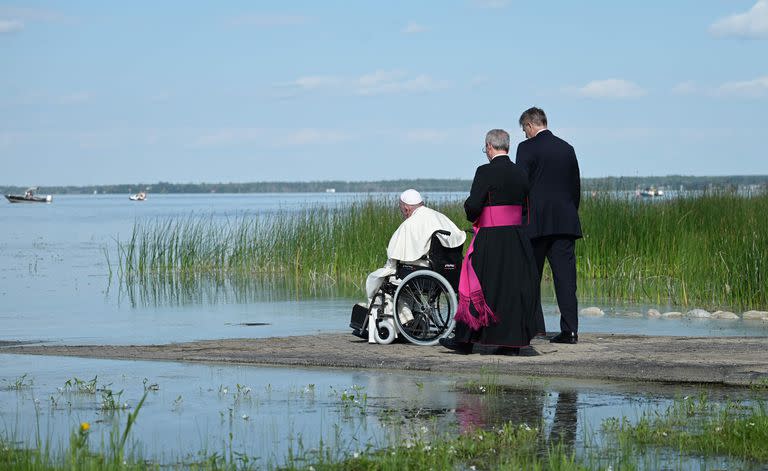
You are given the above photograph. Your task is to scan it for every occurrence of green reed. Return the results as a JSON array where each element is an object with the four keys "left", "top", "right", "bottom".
[
  {"left": 578, "top": 192, "right": 768, "bottom": 309},
  {"left": 603, "top": 396, "right": 768, "bottom": 462},
  {"left": 114, "top": 193, "right": 768, "bottom": 309},
  {"left": 116, "top": 200, "right": 465, "bottom": 288}
]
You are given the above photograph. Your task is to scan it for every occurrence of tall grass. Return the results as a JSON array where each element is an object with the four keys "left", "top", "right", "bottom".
[
  {"left": 579, "top": 192, "right": 768, "bottom": 309},
  {"left": 114, "top": 194, "right": 768, "bottom": 309}
]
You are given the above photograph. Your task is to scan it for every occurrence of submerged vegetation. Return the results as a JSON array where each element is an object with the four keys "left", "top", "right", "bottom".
[
  {"left": 604, "top": 394, "right": 768, "bottom": 463},
  {"left": 113, "top": 193, "right": 768, "bottom": 309},
  {"left": 2, "top": 387, "right": 767, "bottom": 470}
]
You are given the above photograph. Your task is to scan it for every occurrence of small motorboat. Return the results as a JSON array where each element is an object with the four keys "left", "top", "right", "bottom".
[
  {"left": 4, "top": 187, "right": 53, "bottom": 204},
  {"left": 129, "top": 191, "right": 147, "bottom": 201},
  {"left": 639, "top": 187, "right": 664, "bottom": 197}
]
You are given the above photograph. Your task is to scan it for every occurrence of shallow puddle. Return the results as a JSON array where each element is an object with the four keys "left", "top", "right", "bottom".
[{"left": 1, "top": 354, "right": 765, "bottom": 468}]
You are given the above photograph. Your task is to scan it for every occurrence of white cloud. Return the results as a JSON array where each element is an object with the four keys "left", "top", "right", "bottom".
[
  {"left": 710, "top": 0, "right": 768, "bottom": 39},
  {"left": 0, "top": 19, "right": 23, "bottom": 33},
  {"left": 286, "top": 128, "right": 350, "bottom": 145},
  {"left": 568, "top": 79, "right": 647, "bottom": 99},
  {"left": 672, "top": 76, "right": 768, "bottom": 98},
  {"left": 193, "top": 128, "right": 264, "bottom": 147},
  {"left": 290, "top": 75, "right": 342, "bottom": 90},
  {"left": 355, "top": 70, "right": 447, "bottom": 95},
  {"left": 472, "top": 0, "right": 510, "bottom": 8},
  {"left": 716, "top": 75, "right": 768, "bottom": 97},
  {"left": 403, "top": 21, "right": 427, "bottom": 34},
  {"left": 403, "top": 129, "right": 451, "bottom": 143},
  {"left": 0, "top": 7, "right": 70, "bottom": 22},
  {"left": 229, "top": 14, "right": 309, "bottom": 27},
  {"left": 283, "top": 70, "right": 449, "bottom": 96},
  {"left": 192, "top": 127, "right": 350, "bottom": 148}
]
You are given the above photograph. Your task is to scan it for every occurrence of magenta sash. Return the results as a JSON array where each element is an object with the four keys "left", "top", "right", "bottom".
[{"left": 454, "top": 205, "right": 523, "bottom": 330}]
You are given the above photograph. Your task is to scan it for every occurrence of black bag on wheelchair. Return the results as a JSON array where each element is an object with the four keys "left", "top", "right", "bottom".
[{"left": 428, "top": 230, "right": 463, "bottom": 291}]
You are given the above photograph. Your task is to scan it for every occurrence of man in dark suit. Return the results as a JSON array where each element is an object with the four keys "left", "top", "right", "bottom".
[{"left": 515, "top": 107, "right": 582, "bottom": 344}]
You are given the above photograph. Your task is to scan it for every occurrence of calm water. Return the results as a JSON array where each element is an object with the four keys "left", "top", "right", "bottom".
[
  {"left": 1, "top": 354, "right": 762, "bottom": 469},
  {"left": 1, "top": 193, "right": 767, "bottom": 345},
  {"left": 2, "top": 194, "right": 767, "bottom": 468}
]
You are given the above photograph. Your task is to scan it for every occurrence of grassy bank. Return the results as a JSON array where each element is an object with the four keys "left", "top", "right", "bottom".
[{"left": 113, "top": 193, "right": 768, "bottom": 309}]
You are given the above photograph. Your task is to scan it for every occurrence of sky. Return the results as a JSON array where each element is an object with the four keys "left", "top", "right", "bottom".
[{"left": 1, "top": 0, "right": 767, "bottom": 186}]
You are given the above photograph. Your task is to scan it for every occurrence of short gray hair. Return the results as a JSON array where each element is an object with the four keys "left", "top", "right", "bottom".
[
  {"left": 519, "top": 107, "right": 547, "bottom": 127},
  {"left": 485, "top": 129, "right": 510, "bottom": 152}
]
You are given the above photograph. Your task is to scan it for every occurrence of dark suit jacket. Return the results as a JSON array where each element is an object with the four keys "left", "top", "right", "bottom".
[
  {"left": 464, "top": 155, "right": 529, "bottom": 222},
  {"left": 515, "top": 130, "right": 582, "bottom": 239}
]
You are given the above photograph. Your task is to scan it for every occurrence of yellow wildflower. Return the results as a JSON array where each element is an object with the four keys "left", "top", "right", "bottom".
[{"left": 80, "top": 422, "right": 90, "bottom": 432}]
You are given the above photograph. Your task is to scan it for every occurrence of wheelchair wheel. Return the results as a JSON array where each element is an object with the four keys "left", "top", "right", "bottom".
[
  {"left": 373, "top": 318, "right": 396, "bottom": 344},
  {"left": 393, "top": 271, "right": 456, "bottom": 346}
]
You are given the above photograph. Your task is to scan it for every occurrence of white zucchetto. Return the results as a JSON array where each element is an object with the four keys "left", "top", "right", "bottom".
[{"left": 400, "top": 189, "right": 423, "bottom": 205}]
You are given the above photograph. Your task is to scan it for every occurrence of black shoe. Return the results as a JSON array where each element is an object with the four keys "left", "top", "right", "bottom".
[
  {"left": 550, "top": 331, "right": 578, "bottom": 344},
  {"left": 439, "top": 337, "right": 473, "bottom": 354}
]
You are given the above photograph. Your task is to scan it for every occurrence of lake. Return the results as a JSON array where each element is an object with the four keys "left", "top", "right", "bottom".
[
  {"left": 2, "top": 193, "right": 768, "bottom": 468},
  {"left": 2, "top": 193, "right": 767, "bottom": 345}
]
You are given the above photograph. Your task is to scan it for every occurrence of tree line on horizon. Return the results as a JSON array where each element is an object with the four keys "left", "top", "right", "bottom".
[{"left": 2, "top": 175, "right": 767, "bottom": 195}]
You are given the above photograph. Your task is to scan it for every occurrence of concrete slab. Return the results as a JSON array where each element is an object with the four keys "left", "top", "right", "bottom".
[{"left": 2, "top": 333, "right": 767, "bottom": 387}]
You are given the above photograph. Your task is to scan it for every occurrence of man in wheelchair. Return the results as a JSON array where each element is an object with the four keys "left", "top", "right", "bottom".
[{"left": 350, "top": 189, "right": 466, "bottom": 345}]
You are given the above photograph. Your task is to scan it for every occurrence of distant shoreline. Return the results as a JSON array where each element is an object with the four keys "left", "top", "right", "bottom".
[{"left": 2, "top": 175, "right": 767, "bottom": 195}]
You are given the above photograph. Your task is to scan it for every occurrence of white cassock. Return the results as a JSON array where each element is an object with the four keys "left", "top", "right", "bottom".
[{"left": 365, "top": 206, "right": 467, "bottom": 300}]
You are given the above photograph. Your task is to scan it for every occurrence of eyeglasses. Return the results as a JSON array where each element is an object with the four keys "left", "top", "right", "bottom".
[{"left": 482, "top": 145, "right": 488, "bottom": 154}]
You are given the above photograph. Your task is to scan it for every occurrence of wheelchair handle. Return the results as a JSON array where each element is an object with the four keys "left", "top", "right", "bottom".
[{"left": 435, "top": 230, "right": 451, "bottom": 236}]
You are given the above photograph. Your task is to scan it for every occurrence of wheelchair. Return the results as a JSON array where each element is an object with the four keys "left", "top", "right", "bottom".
[{"left": 350, "top": 230, "right": 463, "bottom": 346}]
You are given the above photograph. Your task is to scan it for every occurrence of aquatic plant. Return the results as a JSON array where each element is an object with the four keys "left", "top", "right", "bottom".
[
  {"left": 112, "top": 193, "right": 768, "bottom": 309},
  {"left": 2, "top": 390, "right": 764, "bottom": 470},
  {"left": 603, "top": 396, "right": 768, "bottom": 462},
  {"left": 2, "top": 373, "right": 33, "bottom": 390},
  {"left": 62, "top": 376, "right": 98, "bottom": 394},
  {"left": 100, "top": 388, "right": 129, "bottom": 411},
  {"left": 460, "top": 366, "right": 502, "bottom": 396}
]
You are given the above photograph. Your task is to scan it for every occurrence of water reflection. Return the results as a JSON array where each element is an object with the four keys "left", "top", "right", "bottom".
[
  {"left": 114, "top": 273, "right": 361, "bottom": 308},
  {"left": 550, "top": 390, "right": 578, "bottom": 449},
  {"left": 1, "top": 355, "right": 765, "bottom": 469}
]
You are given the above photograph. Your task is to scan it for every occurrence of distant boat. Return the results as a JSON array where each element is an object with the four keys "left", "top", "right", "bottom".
[
  {"left": 129, "top": 191, "right": 147, "bottom": 201},
  {"left": 639, "top": 187, "right": 664, "bottom": 197},
  {"left": 4, "top": 187, "right": 52, "bottom": 204},
  {"left": 325, "top": 188, "right": 336, "bottom": 193}
]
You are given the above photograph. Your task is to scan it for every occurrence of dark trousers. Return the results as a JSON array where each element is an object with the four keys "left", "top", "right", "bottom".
[{"left": 531, "top": 236, "right": 578, "bottom": 333}]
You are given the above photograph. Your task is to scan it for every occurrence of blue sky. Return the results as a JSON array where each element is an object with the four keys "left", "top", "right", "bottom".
[{"left": 1, "top": 1, "right": 767, "bottom": 185}]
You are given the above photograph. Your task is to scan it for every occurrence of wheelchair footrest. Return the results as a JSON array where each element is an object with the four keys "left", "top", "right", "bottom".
[{"left": 349, "top": 303, "right": 369, "bottom": 331}]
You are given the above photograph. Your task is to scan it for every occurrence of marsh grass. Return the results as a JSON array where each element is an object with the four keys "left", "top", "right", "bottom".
[
  {"left": 113, "top": 193, "right": 768, "bottom": 309},
  {"left": 1, "top": 391, "right": 150, "bottom": 470},
  {"left": 603, "top": 395, "right": 768, "bottom": 463},
  {"left": 579, "top": 192, "right": 768, "bottom": 309},
  {"left": 3, "top": 374, "right": 33, "bottom": 390},
  {"left": 460, "top": 366, "right": 502, "bottom": 396},
  {"left": 2, "top": 389, "right": 765, "bottom": 470},
  {"left": 281, "top": 422, "right": 587, "bottom": 471},
  {"left": 62, "top": 376, "right": 98, "bottom": 394}
]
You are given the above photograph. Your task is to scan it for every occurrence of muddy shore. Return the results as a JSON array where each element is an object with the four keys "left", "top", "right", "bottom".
[{"left": 2, "top": 333, "right": 767, "bottom": 387}]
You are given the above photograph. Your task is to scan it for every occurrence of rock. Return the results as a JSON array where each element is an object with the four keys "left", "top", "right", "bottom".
[
  {"left": 712, "top": 310, "right": 739, "bottom": 320},
  {"left": 661, "top": 311, "right": 682, "bottom": 318},
  {"left": 647, "top": 309, "right": 662, "bottom": 318},
  {"left": 743, "top": 310, "right": 768, "bottom": 320},
  {"left": 686, "top": 309, "right": 712, "bottom": 318},
  {"left": 580, "top": 307, "right": 605, "bottom": 317},
  {"left": 621, "top": 311, "right": 644, "bottom": 318}
]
